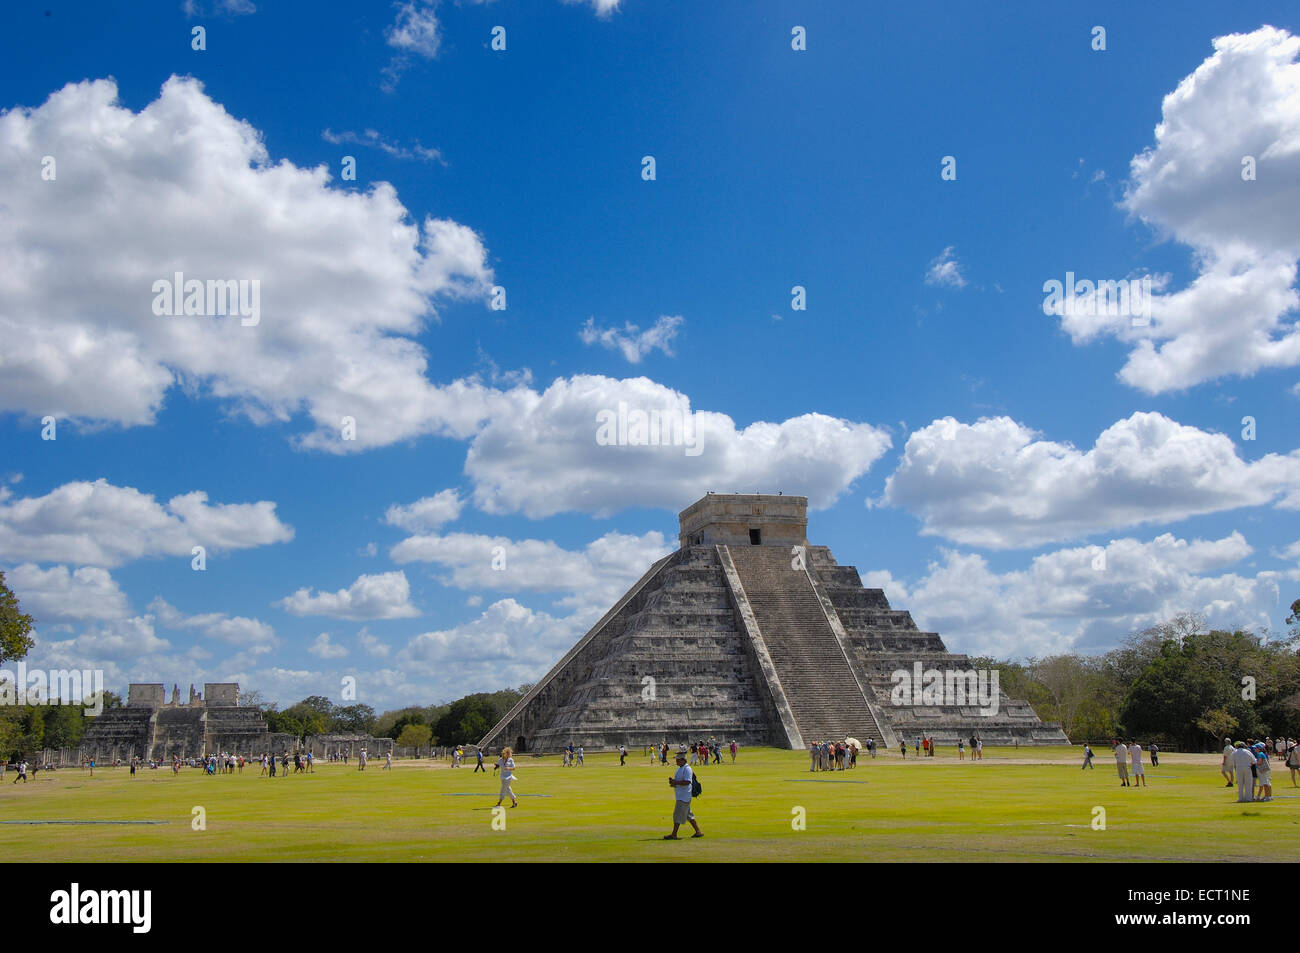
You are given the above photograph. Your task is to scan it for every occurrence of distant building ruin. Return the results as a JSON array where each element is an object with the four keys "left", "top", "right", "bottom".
[{"left": 78, "top": 682, "right": 392, "bottom": 762}]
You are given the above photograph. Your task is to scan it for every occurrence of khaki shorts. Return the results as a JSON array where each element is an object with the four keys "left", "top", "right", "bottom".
[
  {"left": 1116, "top": 763, "right": 1128, "bottom": 778},
  {"left": 673, "top": 800, "right": 694, "bottom": 825}
]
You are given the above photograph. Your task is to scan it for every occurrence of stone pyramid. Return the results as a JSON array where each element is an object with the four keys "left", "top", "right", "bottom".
[{"left": 480, "top": 494, "right": 1066, "bottom": 752}]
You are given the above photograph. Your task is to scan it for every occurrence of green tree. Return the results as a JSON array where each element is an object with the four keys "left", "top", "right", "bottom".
[
  {"left": 0, "top": 570, "right": 35, "bottom": 665},
  {"left": 434, "top": 694, "right": 500, "bottom": 746},
  {"left": 332, "top": 703, "right": 377, "bottom": 734},
  {"left": 396, "top": 723, "right": 432, "bottom": 754},
  {"left": 17, "top": 705, "right": 46, "bottom": 756},
  {"left": 0, "top": 707, "right": 23, "bottom": 761},
  {"left": 1196, "top": 707, "right": 1238, "bottom": 744},
  {"left": 43, "top": 704, "right": 87, "bottom": 749}
]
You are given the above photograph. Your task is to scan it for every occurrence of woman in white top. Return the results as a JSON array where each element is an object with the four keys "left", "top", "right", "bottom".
[{"left": 496, "top": 747, "right": 518, "bottom": 808}]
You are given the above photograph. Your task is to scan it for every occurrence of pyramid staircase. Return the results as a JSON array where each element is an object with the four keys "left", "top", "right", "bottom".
[{"left": 725, "top": 546, "right": 890, "bottom": 746}]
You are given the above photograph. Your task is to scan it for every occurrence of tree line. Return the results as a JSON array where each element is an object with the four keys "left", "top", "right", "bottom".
[{"left": 975, "top": 604, "right": 1300, "bottom": 750}]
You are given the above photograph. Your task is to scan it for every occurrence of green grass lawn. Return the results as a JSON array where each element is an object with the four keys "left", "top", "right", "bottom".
[{"left": 2, "top": 746, "right": 1297, "bottom": 862}]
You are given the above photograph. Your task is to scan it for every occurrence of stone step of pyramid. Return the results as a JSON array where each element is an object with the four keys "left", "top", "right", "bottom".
[{"left": 726, "top": 545, "right": 887, "bottom": 745}]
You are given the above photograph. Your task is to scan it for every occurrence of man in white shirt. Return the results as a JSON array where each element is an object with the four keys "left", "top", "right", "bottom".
[
  {"left": 665, "top": 752, "right": 702, "bottom": 840},
  {"left": 1128, "top": 740, "right": 1146, "bottom": 787},
  {"left": 1221, "top": 738, "right": 1235, "bottom": 787},
  {"left": 1113, "top": 740, "right": 1129, "bottom": 786},
  {"left": 1230, "top": 743, "right": 1256, "bottom": 803}
]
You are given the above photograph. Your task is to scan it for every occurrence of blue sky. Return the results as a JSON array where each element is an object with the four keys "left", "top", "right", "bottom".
[{"left": 2, "top": 0, "right": 1298, "bottom": 711}]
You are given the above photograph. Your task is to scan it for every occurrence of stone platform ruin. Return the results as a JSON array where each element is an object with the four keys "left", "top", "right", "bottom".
[
  {"left": 480, "top": 493, "right": 1066, "bottom": 752},
  {"left": 78, "top": 682, "right": 294, "bottom": 762}
]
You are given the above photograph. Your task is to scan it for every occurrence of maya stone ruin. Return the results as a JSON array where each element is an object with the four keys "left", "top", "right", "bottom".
[
  {"left": 78, "top": 682, "right": 393, "bottom": 763},
  {"left": 481, "top": 493, "right": 1067, "bottom": 752}
]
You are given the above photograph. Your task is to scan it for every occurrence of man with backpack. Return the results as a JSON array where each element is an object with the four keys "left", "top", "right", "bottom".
[{"left": 665, "top": 751, "right": 703, "bottom": 840}]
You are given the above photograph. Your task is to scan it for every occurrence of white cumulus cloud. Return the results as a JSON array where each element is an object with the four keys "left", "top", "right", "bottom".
[
  {"left": 383, "top": 489, "right": 464, "bottom": 533},
  {"left": 1065, "top": 27, "right": 1300, "bottom": 392},
  {"left": 465, "top": 374, "right": 892, "bottom": 518},
  {"left": 4, "top": 563, "right": 130, "bottom": 622},
  {"left": 925, "top": 246, "right": 966, "bottom": 288},
  {"left": 149, "top": 597, "right": 278, "bottom": 653},
  {"left": 866, "top": 532, "right": 1279, "bottom": 659},
  {"left": 884, "top": 412, "right": 1300, "bottom": 548},
  {"left": 0, "top": 479, "right": 293, "bottom": 568},
  {"left": 308, "top": 632, "right": 349, "bottom": 660},
  {"left": 276, "top": 571, "right": 420, "bottom": 620},
  {"left": 392, "top": 528, "right": 671, "bottom": 615},
  {"left": 579, "top": 315, "right": 684, "bottom": 363},
  {"left": 0, "top": 76, "right": 496, "bottom": 450}
]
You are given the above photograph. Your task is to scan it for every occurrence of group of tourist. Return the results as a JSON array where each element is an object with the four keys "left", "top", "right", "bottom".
[
  {"left": 1221, "top": 736, "right": 1298, "bottom": 802},
  {"left": 809, "top": 740, "right": 858, "bottom": 771},
  {"left": 688, "top": 739, "right": 725, "bottom": 765},
  {"left": 7, "top": 746, "right": 390, "bottom": 783},
  {"left": 2, "top": 760, "right": 64, "bottom": 781},
  {"left": 1102, "top": 740, "right": 1151, "bottom": 787},
  {"left": 646, "top": 739, "right": 738, "bottom": 765}
]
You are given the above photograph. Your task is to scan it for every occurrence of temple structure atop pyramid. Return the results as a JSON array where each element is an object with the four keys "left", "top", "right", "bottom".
[{"left": 480, "top": 493, "right": 1066, "bottom": 752}]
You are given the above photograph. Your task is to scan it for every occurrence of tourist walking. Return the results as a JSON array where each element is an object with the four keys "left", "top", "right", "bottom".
[
  {"left": 11, "top": 760, "right": 27, "bottom": 783},
  {"left": 495, "top": 747, "right": 518, "bottom": 808},
  {"left": 730, "top": 740, "right": 738, "bottom": 763},
  {"left": 899, "top": 740, "right": 906, "bottom": 759},
  {"left": 474, "top": 748, "right": 486, "bottom": 773},
  {"left": 1285, "top": 740, "right": 1300, "bottom": 787},
  {"left": 1082, "top": 744, "right": 1093, "bottom": 769},
  {"left": 619, "top": 744, "right": 627, "bottom": 766},
  {"left": 1148, "top": 742, "right": 1159, "bottom": 767},
  {"left": 664, "top": 752, "right": 702, "bottom": 840}
]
